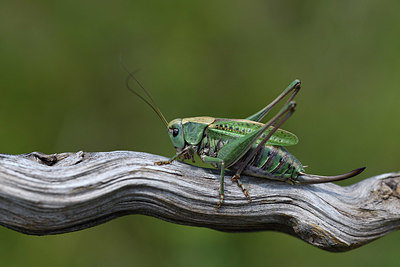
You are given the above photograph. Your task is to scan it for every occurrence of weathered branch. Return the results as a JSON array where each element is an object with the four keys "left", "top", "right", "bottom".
[{"left": 0, "top": 151, "right": 398, "bottom": 251}]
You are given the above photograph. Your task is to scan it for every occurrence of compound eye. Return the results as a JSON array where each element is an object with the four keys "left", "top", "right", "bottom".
[{"left": 172, "top": 128, "right": 179, "bottom": 137}]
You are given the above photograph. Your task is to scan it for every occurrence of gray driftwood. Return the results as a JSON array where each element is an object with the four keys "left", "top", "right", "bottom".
[{"left": 0, "top": 151, "right": 398, "bottom": 251}]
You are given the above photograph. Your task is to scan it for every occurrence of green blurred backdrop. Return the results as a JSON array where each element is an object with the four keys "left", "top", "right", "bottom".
[{"left": 1, "top": 0, "right": 400, "bottom": 266}]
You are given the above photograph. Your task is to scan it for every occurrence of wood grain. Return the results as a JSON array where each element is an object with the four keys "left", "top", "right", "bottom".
[{"left": 0, "top": 151, "right": 398, "bottom": 251}]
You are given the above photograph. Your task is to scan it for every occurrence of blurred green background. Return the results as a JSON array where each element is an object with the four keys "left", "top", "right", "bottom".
[{"left": 1, "top": 0, "right": 400, "bottom": 266}]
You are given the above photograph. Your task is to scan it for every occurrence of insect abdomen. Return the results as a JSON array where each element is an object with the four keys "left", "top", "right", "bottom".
[{"left": 227, "top": 145, "right": 304, "bottom": 182}]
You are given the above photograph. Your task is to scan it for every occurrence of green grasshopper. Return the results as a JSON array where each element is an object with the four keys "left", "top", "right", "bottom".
[{"left": 126, "top": 73, "right": 365, "bottom": 207}]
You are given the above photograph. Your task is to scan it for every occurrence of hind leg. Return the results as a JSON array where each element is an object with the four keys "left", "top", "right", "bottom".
[{"left": 246, "top": 80, "right": 300, "bottom": 122}]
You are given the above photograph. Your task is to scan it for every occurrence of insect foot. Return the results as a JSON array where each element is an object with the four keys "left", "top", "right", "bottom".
[
  {"left": 217, "top": 194, "right": 224, "bottom": 209},
  {"left": 154, "top": 160, "right": 173, "bottom": 166}
]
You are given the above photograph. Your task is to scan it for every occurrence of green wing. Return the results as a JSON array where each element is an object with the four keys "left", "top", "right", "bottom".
[{"left": 208, "top": 119, "right": 298, "bottom": 146}]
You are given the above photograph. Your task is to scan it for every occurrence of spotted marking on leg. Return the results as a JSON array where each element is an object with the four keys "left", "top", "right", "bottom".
[
  {"left": 231, "top": 175, "right": 252, "bottom": 202},
  {"left": 154, "top": 160, "right": 173, "bottom": 165}
]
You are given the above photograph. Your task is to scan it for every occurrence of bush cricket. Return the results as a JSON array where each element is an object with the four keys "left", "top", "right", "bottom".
[{"left": 125, "top": 72, "right": 365, "bottom": 207}]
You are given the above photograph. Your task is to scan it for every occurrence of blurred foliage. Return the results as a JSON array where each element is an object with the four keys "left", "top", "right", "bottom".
[{"left": 1, "top": 0, "right": 400, "bottom": 266}]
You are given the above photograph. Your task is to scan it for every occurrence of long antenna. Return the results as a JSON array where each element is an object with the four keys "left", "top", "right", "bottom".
[{"left": 120, "top": 57, "right": 168, "bottom": 128}]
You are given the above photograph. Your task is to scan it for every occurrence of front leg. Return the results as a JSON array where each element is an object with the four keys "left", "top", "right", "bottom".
[
  {"left": 154, "top": 152, "right": 182, "bottom": 166},
  {"left": 155, "top": 147, "right": 193, "bottom": 166}
]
